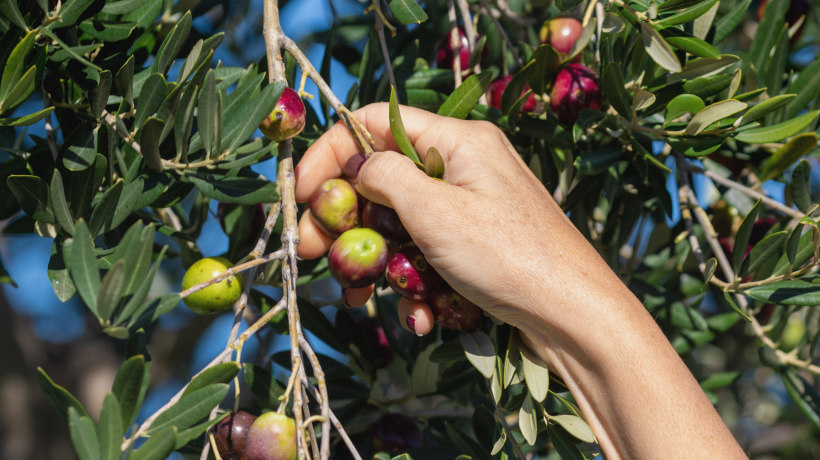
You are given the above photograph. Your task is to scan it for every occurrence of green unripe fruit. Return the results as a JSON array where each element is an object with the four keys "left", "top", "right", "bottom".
[
  {"left": 181, "top": 257, "right": 244, "bottom": 314},
  {"left": 245, "top": 412, "right": 298, "bottom": 460}
]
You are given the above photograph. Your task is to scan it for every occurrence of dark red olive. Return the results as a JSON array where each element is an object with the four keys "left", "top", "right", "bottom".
[
  {"left": 385, "top": 246, "right": 442, "bottom": 300},
  {"left": 215, "top": 410, "right": 257, "bottom": 460}
]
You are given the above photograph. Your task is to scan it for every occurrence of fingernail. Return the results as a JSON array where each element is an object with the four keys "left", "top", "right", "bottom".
[{"left": 405, "top": 315, "right": 418, "bottom": 335}]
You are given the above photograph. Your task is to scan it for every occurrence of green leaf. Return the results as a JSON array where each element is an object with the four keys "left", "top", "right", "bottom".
[
  {"left": 527, "top": 44, "right": 560, "bottom": 95},
  {"left": 90, "top": 70, "right": 112, "bottom": 120},
  {"left": 521, "top": 347, "right": 549, "bottom": 402},
  {"left": 185, "top": 173, "right": 279, "bottom": 205},
  {"left": 67, "top": 220, "right": 101, "bottom": 316},
  {"left": 734, "top": 110, "right": 820, "bottom": 144},
  {"left": 48, "top": 241, "right": 74, "bottom": 301},
  {"left": 548, "top": 414, "right": 595, "bottom": 443},
  {"left": 786, "top": 58, "right": 820, "bottom": 119},
  {"left": 183, "top": 362, "right": 240, "bottom": 397},
  {"left": 574, "top": 149, "right": 622, "bottom": 174},
  {"left": 97, "top": 259, "right": 125, "bottom": 323},
  {"left": 665, "top": 94, "right": 704, "bottom": 125},
  {"left": 518, "top": 393, "right": 538, "bottom": 446},
  {"left": 602, "top": 62, "right": 631, "bottom": 118},
  {"left": 97, "top": 393, "right": 123, "bottom": 460},
  {"left": 198, "top": 69, "right": 218, "bottom": 157},
  {"left": 89, "top": 181, "right": 123, "bottom": 237},
  {"left": 684, "top": 99, "right": 746, "bottom": 135},
  {"left": 460, "top": 330, "right": 496, "bottom": 379},
  {"left": 0, "top": 31, "right": 35, "bottom": 106},
  {"left": 115, "top": 56, "right": 135, "bottom": 110},
  {"left": 389, "top": 0, "right": 428, "bottom": 24},
  {"left": 135, "top": 73, "right": 166, "bottom": 131},
  {"left": 130, "top": 426, "right": 177, "bottom": 460},
  {"left": 437, "top": 71, "right": 493, "bottom": 120},
  {"left": 243, "top": 364, "right": 284, "bottom": 409},
  {"left": 733, "top": 200, "right": 761, "bottom": 273},
  {"left": 54, "top": 0, "right": 95, "bottom": 28},
  {"left": 741, "top": 231, "right": 788, "bottom": 278},
  {"left": 791, "top": 160, "right": 812, "bottom": 214},
  {"left": 174, "top": 414, "right": 226, "bottom": 450},
  {"left": 140, "top": 117, "right": 164, "bottom": 172},
  {"left": 101, "top": 0, "right": 147, "bottom": 14},
  {"left": 112, "top": 355, "right": 148, "bottom": 429},
  {"left": 411, "top": 343, "right": 439, "bottom": 396},
  {"left": 640, "top": 22, "right": 681, "bottom": 73},
  {"left": 0, "top": 106, "right": 55, "bottom": 126},
  {"left": 548, "top": 424, "right": 586, "bottom": 460},
  {"left": 49, "top": 170, "right": 75, "bottom": 235},
  {"left": 79, "top": 19, "right": 137, "bottom": 41},
  {"left": 750, "top": 0, "right": 788, "bottom": 77},
  {"left": 153, "top": 11, "right": 191, "bottom": 76},
  {"left": 662, "top": 31, "right": 720, "bottom": 59},
  {"left": 68, "top": 407, "right": 99, "bottom": 460},
  {"left": 63, "top": 126, "right": 98, "bottom": 171},
  {"left": 1, "top": 64, "right": 36, "bottom": 112},
  {"left": 147, "top": 384, "right": 229, "bottom": 435},
  {"left": 36, "top": 367, "right": 90, "bottom": 424},
  {"left": 122, "top": 0, "right": 161, "bottom": 29},
  {"left": 656, "top": 0, "right": 719, "bottom": 26},
  {"left": 388, "top": 85, "right": 420, "bottom": 163},
  {"left": 657, "top": 0, "right": 704, "bottom": 12},
  {"left": 423, "top": 146, "right": 445, "bottom": 179},
  {"left": 745, "top": 280, "right": 820, "bottom": 306},
  {"left": 0, "top": 0, "right": 28, "bottom": 30},
  {"left": 780, "top": 366, "right": 820, "bottom": 430},
  {"left": 222, "top": 80, "right": 283, "bottom": 154},
  {"left": 700, "top": 371, "right": 740, "bottom": 391},
  {"left": 739, "top": 94, "right": 796, "bottom": 125},
  {"left": 667, "top": 55, "right": 740, "bottom": 83},
  {"left": 760, "top": 133, "right": 818, "bottom": 182},
  {"left": 714, "top": 0, "right": 752, "bottom": 44},
  {"left": 174, "top": 83, "right": 198, "bottom": 161}
]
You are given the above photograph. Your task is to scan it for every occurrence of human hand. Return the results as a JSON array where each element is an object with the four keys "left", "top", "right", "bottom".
[{"left": 295, "top": 103, "right": 627, "bottom": 339}]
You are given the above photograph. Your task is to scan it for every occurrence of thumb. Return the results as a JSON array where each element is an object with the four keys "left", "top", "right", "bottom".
[{"left": 356, "top": 151, "right": 451, "bottom": 214}]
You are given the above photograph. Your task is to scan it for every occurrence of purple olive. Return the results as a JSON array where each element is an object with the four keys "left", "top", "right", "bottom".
[
  {"left": 429, "top": 285, "right": 484, "bottom": 331},
  {"left": 385, "top": 246, "right": 442, "bottom": 300},
  {"left": 361, "top": 201, "right": 411, "bottom": 246},
  {"left": 372, "top": 413, "right": 422, "bottom": 452},
  {"left": 550, "top": 63, "right": 601, "bottom": 125},
  {"left": 329, "top": 228, "right": 389, "bottom": 289},
  {"left": 215, "top": 411, "right": 256, "bottom": 460},
  {"left": 309, "top": 178, "right": 358, "bottom": 237},
  {"left": 259, "top": 87, "right": 306, "bottom": 141},
  {"left": 343, "top": 153, "right": 368, "bottom": 179}
]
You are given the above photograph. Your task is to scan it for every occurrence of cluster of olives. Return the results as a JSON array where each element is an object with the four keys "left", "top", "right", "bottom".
[
  {"left": 215, "top": 411, "right": 297, "bottom": 460},
  {"left": 311, "top": 174, "right": 484, "bottom": 332},
  {"left": 438, "top": 17, "right": 602, "bottom": 126}
]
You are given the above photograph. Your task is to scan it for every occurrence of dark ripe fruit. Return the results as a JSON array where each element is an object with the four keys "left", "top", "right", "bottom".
[
  {"left": 550, "top": 63, "right": 601, "bottom": 125},
  {"left": 361, "top": 201, "right": 411, "bottom": 246},
  {"left": 215, "top": 411, "right": 257, "bottom": 460},
  {"left": 487, "top": 75, "right": 537, "bottom": 113},
  {"left": 245, "top": 412, "right": 297, "bottom": 460},
  {"left": 429, "top": 285, "right": 484, "bottom": 331},
  {"left": 539, "top": 17, "right": 584, "bottom": 58},
  {"left": 385, "top": 246, "right": 442, "bottom": 300},
  {"left": 329, "top": 228, "right": 389, "bottom": 289},
  {"left": 309, "top": 178, "right": 358, "bottom": 237},
  {"left": 181, "top": 257, "right": 244, "bottom": 314},
  {"left": 358, "top": 316, "right": 395, "bottom": 368},
  {"left": 259, "top": 87, "right": 306, "bottom": 141},
  {"left": 372, "top": 413, "right": 422, "bottom": 452},
  {"left": 344, "top": 153, "right": 368, "bottom": 179},
  {"left": 435, "top": 27, "right": 486, "bottom": 74}
]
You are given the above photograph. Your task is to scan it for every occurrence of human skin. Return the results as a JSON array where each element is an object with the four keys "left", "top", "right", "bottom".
[{"left": 293, "top": 103, "right": 748, "bottom": 459}]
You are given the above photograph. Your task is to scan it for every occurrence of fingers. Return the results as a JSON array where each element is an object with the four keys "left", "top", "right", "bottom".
[
  {"left": 342, "top": 286, "right": 374, "bottom": 308},
  {"left": 356, "top": 150, "right": 457, "bottom": 214},
  {"left": 398, "top": 297, "right": 435, "bottom": 336},
  {"left": 294, "top": 103, "right": 464, "bottom": 203},
  {"left": 296, "top": 210, "right": 334, "bottom": 260}
]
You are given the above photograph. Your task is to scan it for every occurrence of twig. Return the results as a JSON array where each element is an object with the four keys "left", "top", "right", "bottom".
[
  {"left": 303, "top": 377, "right": 363, "bottom": 460},
  {"left": 374, "top": 8, "right": 396, "bottom": 89},
  {"left": 178, "top": 249, "right": 287, "bottom": 299},
  {"left": 447, "top": 0, "right": 464, "bottom": 87},
  {"left": 681, "top": 162, "right": 804, "bottom": 219}
]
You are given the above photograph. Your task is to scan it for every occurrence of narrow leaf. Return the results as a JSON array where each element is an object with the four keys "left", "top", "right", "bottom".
[
  {"left": 460, "top": 330, "right": 496, "bottom": 379},
  {"left": 183, "top": 362, "right": 240, "bottom": 397},
  {"left": 518, "top": 394, "right": 538, "bottom": 446},
  {"left": 437, "top": 71, "right": 493, "bottom": 119},
  {"left": 67, "top": 220, "right": 101, "bottom": 316},
  {"left": 521, "top": 347, "right": 549, "bottom": 402},
  {"left": 389, "top": 0, "right": 428, "bottom": 24},
  {"left": 735, "top": 110, "right": 820, "bottom": 144},
  {"left": 50, "top": 170, "right": 75, "bottom": 235},
  {"left": 732, "top": 200, "right": 761, "bottom": 273},
  {"left": 130, "top": 426, "right": 177, "bottom": 460},
  {"left": 68, "top": 407, "right": 99, "bottom": 460},
  {"left": 739, "top": 94, "right": 796, "bottom": 125},
  {"left": 111, "top": 355, "right": 148, "bottom": 429},
  {"left": 745, "top": 280, "right": 820, "bottom": 306},
  {"left": 548, "top": 414, "right": 595, "bottom": 443},
  {"left": 97, "top": 259, "right": 126, "bottom": 323},
  {"left": 97, "top": 393, "right": 123, "bottom": 460},
  {"left": 714, "top": 0, "right": 752, "bottom": 44},
  {"left": 791, "top": 160, "right": 812, "bottom": 214},
  {"left": 640, "top": 23, "right": 681, "bottom": 73},
  {"left": 684, "top": 99, "right": 746, "bottom": 135},
  {"left": 761, "top": 133, "right": 818, "bottom": 182},
  {"left": 411, "top": 343, "right": 439, "bottom": 396},
  {"left": 36, "top": 367, "right": 90, "bottom": 424},
  {"left": 389, "top": 85, "right": 420, "bottom": 163},
  {"left": 665, "top": 94, "right": 704, "bottom": 125},
  {"left": 147, "top": 384, "right": 229, "bottom": 435}
]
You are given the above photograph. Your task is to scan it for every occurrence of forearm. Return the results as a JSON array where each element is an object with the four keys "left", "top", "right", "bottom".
[{"left": 519, "top": 285, "right": 747, "bottom": 459}]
